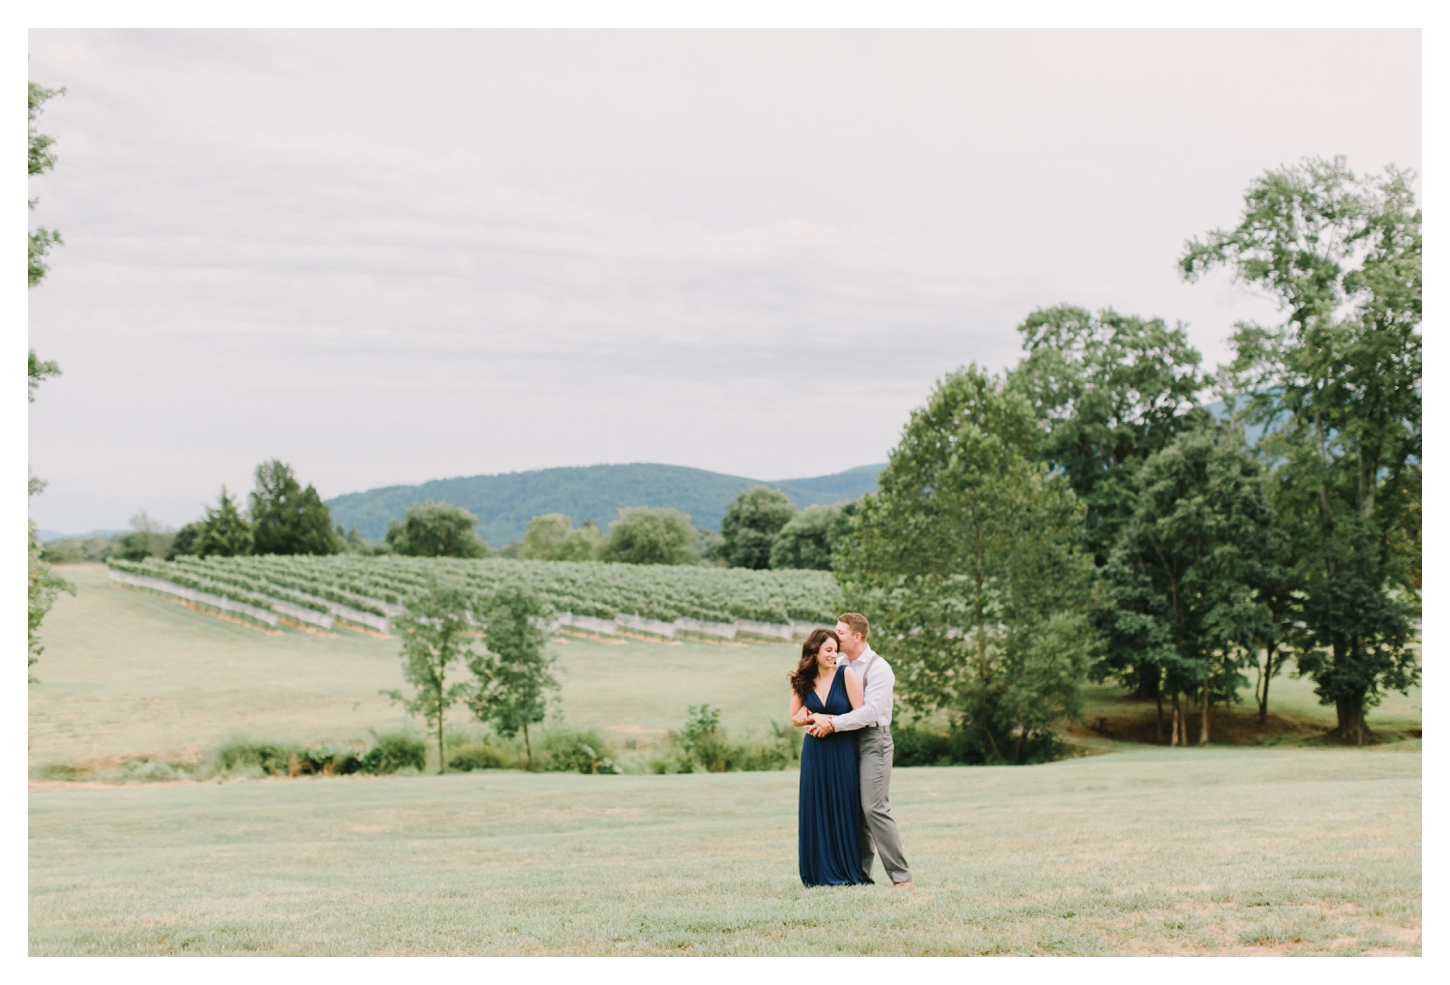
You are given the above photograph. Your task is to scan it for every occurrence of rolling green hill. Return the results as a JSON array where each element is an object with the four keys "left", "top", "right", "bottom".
[{"left": 325, "top": 463, "right": 883, "bottom": 545}]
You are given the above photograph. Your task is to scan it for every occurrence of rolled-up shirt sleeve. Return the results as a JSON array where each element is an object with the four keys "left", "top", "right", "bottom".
[{"left": 831, "top": 657, "right": 893, "bottom": 731}]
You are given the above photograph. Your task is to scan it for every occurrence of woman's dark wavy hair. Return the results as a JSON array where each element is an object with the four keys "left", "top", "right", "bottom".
[{"left": 789, "top": 628, "right": 841, "bottom": 698}]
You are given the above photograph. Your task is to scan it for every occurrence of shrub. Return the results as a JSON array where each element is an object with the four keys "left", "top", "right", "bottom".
[
  {"left": 448, "top": 743, "right": 506, "bottom": 772},
  {"left": 289, "top": 744, "right": 364, "bottom": 776},
  {"left": 543, "top": 729, "right": 622, "bottom": 774},
  {"left": 890, "top": 720, "right": 955, "bottom": 767},
  {"left": 652, "top": 706, "right": 800, "bottom": 773},
  {"left": 360, "top": 733, "right": 427, "bottom": 774},
  {"left": 213, "top": 741, "right": 294, "bottom": 776},
  {"left": 890, "top": 719, "right": 1065, "bottom": 767}
]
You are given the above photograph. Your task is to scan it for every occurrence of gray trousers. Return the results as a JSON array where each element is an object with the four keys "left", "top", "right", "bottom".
[{"left": 858, "top": 725, "right": 911, "bottom": 884}]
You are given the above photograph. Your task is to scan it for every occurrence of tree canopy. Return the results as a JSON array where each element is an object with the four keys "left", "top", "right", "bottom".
[
  {"left": 384, "top": 581, "right": 478, "bottom": 774},
  {"left": 1181, "top": 156, "right": 1420, "bottom": 744},
  {"left": 466, "top": 587, "right": 558, "bottom": 768},
  {"left": 28, "top": 81, "right": 64, "bottom": 288},
  {"left": 1008, "top": 305, "right": 1210, "bottom": 561},
  {"left": 520, "top": 514, "right": 600, "bottom": 561},
  {"left": 768, "top": 502, "right": 841, "bottom": 570},
  {"left": 196, "top": 487, "right": 255, "bottom": 557},
  {"left": 1100, "top": 428, "right": 1279, "bottom": 743},
  {"left": 836, "top": 365, "right": 1096, "bottom": 764},
  {"left": 596, "top": 507, "right": 698, "bottom": 565},
  {"left": 720, "top": 486, "right": 796, "bottom": 569},
  {"left": 385, "top": 500, "right": 488, "bottom": 558},
  {"left": 249, "top": 460, "right": 338, "bottom": 556}
]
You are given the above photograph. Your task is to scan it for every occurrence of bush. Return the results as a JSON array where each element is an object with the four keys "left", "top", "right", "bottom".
[
  {"left": 651, "top": 705, "right": 800, "bottom": 773},
  {"left": 448, "top": 743, "right": 507, "bottom": 772},
  {"left": 213, "top": 741, "right": 294, "bottom": 776},
  {"left": 890, "top": 719, "right": 1066, "bottom": 767},
  {"left": 543, "top": 729, "right": 622, "bottom": 774},
  {"left": 360, "top": 733, "right": 428, "bottom": 774}
]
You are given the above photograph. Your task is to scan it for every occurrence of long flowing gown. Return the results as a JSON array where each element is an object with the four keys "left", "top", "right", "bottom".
[{"left": 798, "top": 668, "right": 867, "bottom": 886}]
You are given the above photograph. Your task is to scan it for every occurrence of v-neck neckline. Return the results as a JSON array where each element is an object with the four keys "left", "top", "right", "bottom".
[{"left": 813, "top": 666, "right": 838, "bottom": 706}]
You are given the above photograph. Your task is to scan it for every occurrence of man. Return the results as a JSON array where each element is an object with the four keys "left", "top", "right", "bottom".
[{"left": 807, "top": 612, "right": 912, "bottom": 888}]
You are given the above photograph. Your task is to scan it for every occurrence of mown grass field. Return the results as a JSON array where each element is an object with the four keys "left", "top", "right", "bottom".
[
  {"left": 29, "top": 563, "right": 1422, "bottom": 955},
  {"left": 30, "top": 748, "right": 1420, "bottom": 955}
]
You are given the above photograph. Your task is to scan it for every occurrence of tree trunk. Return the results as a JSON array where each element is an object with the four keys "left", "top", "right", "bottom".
[
  {"left": 1258, "top": 644, "right": 1275, "bottom": 725},
  {"left": 1198, "top": 682, "right": 1210, "bottom": 746},
  {"left": 1155, "top": 687, "right": 1165, "bottom": 745},
  {"left": 1331, "top": 692, "right": 1373, "bottom": 746},
  {"left": 524, "top": 722, "right": 534, "bottom": 769},
  {"left": 438, "top": 717, "right": 446, "bottom": 774},
  {"left": 1170, "top": 693, "right": 1180, "bottom": 747}
]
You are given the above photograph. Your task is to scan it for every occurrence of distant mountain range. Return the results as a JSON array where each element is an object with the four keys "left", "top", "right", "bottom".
[
  {"left": 325, "top": 463, "right": 886, "bottom": 545},
  {"left": 34, "top": 528, "right": 127, "bottom": 544}
]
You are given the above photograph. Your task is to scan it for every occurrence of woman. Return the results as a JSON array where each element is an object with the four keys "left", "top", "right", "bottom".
[{"left": 789, "top": 627, "right": 867, "bottom": 886}]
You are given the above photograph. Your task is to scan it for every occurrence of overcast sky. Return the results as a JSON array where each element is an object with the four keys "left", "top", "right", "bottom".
[{"left": 26, "top": 29, "right": 1421, "bottom": 533}]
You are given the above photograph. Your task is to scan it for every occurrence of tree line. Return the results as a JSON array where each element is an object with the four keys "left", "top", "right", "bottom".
[
  {"left": 513, "top": 489, "right": 854, "bottom": 569},
  {"left": 837, "top": 156, "right": 1420, "bottom": 756}
]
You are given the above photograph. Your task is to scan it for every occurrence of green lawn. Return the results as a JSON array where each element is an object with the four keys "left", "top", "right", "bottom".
[
  {"left": 30, "top": 747, "right": 1420, "bottom": 955},
  {"left": 28, "top": 563, "right": 1422, "bottom": 955}
]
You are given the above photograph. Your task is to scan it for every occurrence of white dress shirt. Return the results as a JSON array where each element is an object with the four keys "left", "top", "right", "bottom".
[{"left": 830, "top": 645, "right": 894, "bottom": 731}]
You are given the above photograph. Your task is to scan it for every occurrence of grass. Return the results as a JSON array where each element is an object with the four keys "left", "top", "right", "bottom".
[
  {"left": 30, "top": 747, "right": 1420, "bottom": 955},
  {"left": 28, "top": 563, "right": 1422, "bottom": 955},
  {"left": 29, "top": 565, "right": 800, "bottom": 771}
]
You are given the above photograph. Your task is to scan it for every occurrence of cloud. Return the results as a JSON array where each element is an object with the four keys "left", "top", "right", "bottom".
[{"left": 26, "top": 30, "right": 1420, "bottom": 530}]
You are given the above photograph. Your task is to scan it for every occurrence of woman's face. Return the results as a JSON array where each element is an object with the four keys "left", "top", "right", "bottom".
[{"left": 816, "top": 636, "right": 838, "bottom": 670}]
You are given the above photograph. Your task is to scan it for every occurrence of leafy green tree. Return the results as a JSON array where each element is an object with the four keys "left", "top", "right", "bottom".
[
  {"left": 1101, "top": 428, "right": 1278, "bottom": 744},
  {"left": 28, "top": 82, "right": 64, "bottom": 288},
  {"left": 28, "top": 350, "right": 60, "bottom": 402},
  {"left": 596, "top": 507, "right": 698, "bottom": 565},
  {"left": 196, "top": 487, "right": 254, "bottom": 558},
  {"left": 26, "top": 82, "right": 71, "bottom": 680},
  {"left": 385, "top": 499, "right": 488, "bottom": 558},
  {"left": 720, "top": 486, "right": 796, "bottom": 569},
  {"left": 768, "top": 502, "right": 842, "bottom": 570},
  {"left": 836, "top": 365, "right": 1097, "bottom": 764},
  {"left": 112, "top": 511, "right": 175, "bottom": 561},
  {"left": 465, "top": 587, "right": 558, "bottom": 769},
  {"left": 384, "top": 581, "right": 478, "bottom": 774},
  {"left": 1181, "top": 156, "right": 1420, "bottom": 744},
  {"left": 248, "top": 460, "right": 337, "bottom": 556},
  {"left": 693, "top": 526, "right": 725, "bottom": 563},
  {"left": 1008, "top": 305, "right": 1211, "bottom": 563},
  {"left": 521, "top": 514, "right": 600, "bottom": 561},
  {"left": 335, "top": 524, "right": 380, "bottom": 554},
  {"left": 166, "top": 521, "right": 203, "bottom": 559},
  {"left": 28, "top": 518, "right": 74, "bottom": 681}
]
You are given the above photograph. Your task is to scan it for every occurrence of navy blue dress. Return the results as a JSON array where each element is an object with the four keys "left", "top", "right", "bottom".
[{"left": 798, "top": 668, "right": 867, "bottom": 886}]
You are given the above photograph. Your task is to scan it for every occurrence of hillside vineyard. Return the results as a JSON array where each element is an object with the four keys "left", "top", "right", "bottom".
[{"left": 105, "top": 556, "right": 839, "bottom": 639}]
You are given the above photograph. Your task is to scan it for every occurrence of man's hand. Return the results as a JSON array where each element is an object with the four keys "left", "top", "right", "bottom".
[{"left": 806, "top": 714, "right": 835, "bottom": 738}]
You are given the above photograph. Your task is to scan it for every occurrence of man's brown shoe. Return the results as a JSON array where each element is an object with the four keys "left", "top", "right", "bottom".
[{"left": 893, "top": 881, "right": 914, "bottom": 889}]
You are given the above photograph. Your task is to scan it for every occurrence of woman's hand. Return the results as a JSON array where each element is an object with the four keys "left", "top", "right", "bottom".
[{"left": 791, "top": 705, "right": 812, "bottom": 726}]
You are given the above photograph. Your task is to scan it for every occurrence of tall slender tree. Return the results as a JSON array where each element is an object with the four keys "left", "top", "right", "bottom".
[
  {"left": 465, "top": 587, "right": 558, "bottom": 769},
  {"left": 384, "top": 582, "right": 477, "bottom": 774},
  {"left": 1181, "top": 156, "right": 1420, "bottom": 743}
]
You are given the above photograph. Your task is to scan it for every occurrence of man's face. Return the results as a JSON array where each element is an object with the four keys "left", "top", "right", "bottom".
[{"left": 835, "top": 621, "right": 864, "bottom": 656}]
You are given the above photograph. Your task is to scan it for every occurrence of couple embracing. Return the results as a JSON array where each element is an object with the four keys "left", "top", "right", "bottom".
[{"left": 789, "top": 613, "right": 912, "bottom": 889}]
